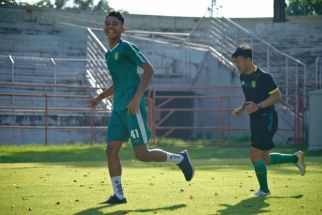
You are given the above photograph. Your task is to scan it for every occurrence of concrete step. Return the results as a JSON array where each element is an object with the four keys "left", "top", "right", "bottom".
[{"left": 0, "top": 113, "right": 109, "bottom": 126}]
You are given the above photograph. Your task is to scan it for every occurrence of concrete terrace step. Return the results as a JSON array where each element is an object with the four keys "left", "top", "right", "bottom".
[
  {"left": 0, "top": 87, "right": 90, "bottom": 96},
  {"left": 0, "top": 113, "right": 109, "bottom": 126},
  {"left": 0, "top": 22, "right": 59, "bottom": 34}
]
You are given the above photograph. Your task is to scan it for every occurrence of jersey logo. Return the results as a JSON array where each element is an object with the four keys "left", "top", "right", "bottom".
[
  {"left": 251, "top": 81, "right": 256, "bottom": 88},
  {"left": 114, "top": 52, "right": 119, "bottom": 60},
  {"left": 241, "top": 81, "right": 245, "bottom": 86}
]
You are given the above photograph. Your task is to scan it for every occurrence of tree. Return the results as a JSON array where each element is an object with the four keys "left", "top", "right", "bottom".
[
  {"left": 74, "top": 0, "right": 93, "bottom": 10},
  {"left": 35, "top": 0, "right": 53, "bottom": 8},
  {"left": 92, "top": 0, "right": 111, "bottom": 12},
  {"left": 55, "top": 0, "right": 67, "bottom": 9},
  {"left": 286, "top": 0, "right": 322, "bottom": 15},
  {"left": 0, "top": 0, "right": 18, "bottom": 6}
]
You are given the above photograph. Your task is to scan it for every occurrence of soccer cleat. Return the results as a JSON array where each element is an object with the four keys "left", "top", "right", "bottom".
[
  {"left": 100, "top": 194, "right": 127, "bottom": 204},
  {"left": 295, "top": 151, "right": 305, "bottom": 176},
  {"left": 253, "top": 190, "right": 270, "bottom": 197},
  {"left": 177, "top": 150, "right": 195, "bottom": 181}
]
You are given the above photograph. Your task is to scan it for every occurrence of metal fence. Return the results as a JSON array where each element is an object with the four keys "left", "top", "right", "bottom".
[
  {"left": 0, "top": 83, "right": 306, "bottom": 145},
  {"left": 147, "top": 85, "right": 306, "bottom": 145},
  {"left": 0, "top": 82, "right": 110, "bottom": 145},
  {"left": 0, "top": 55, "right": 112, "bottom": 145}
]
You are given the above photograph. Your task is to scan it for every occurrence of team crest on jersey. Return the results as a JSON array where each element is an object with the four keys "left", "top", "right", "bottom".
[
  {"left": 251, "top": 81, "right": 256, "bottom": 88},
  {"left": 114, "top": 52, "right": 119, "bottom": 60}
]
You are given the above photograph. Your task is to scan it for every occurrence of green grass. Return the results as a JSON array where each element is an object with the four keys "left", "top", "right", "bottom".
[{"left": 0, "top": 140, "right": 322, "bottom": 215}]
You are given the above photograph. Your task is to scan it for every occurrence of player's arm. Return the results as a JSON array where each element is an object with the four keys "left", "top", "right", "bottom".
[
  {"left": 127, "top": 62, "right": 154, "bottom": 114},
  {"left": 90, "top": 85, "right": 114, "bottom": 109},
  {"left": 258, "top": 88, "right": 282, "bottom": 108}
]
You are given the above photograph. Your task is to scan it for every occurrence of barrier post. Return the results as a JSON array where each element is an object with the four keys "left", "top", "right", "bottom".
[{"left": 44, "top": 90, "right": 48, "bottom": 146}]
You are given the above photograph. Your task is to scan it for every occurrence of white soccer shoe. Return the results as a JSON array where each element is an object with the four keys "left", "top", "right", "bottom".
[
  {"left": 252, "top": 190, "right": 270, "bottom": 197},
  {"left": 295, "top": 151, "right": 306, "bottom": 176}
]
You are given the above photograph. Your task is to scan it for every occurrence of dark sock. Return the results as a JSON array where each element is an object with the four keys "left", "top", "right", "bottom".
[{"left": 268, "top": 153, "right": 298, "bottom": 165}]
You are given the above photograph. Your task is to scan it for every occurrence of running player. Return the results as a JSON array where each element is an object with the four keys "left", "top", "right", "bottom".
[
  {"left": 232, "top": 44, "right": 305, "bottom": 197},
  {"left": 90, "top": 11, "right": 194, "bottom": 204}
]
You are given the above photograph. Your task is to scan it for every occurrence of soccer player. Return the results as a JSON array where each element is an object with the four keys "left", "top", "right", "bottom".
[
  {"left": 90, "top": 11, "right": 194, "bottom": 204},
  {"left": 231, "top": 45, "right": 305, "bottom": 197}
]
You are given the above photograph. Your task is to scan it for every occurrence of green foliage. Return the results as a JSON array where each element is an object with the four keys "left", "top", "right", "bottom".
[
  {"left": 0, "top": 0, "right": 17, "bottom": 6},
  {"left": 54, "top": 0, "right": 67, "bottom": 9},
  {"left": 35, "top": 0, "right": 53, "bottom": 8},
  {"left": 92, "top": 0, "right": 111, "bottom": 12},
  {"left": 74, "top": 0, "right": 93, "bottom": 10},
  {"left": 286, "top": 0, "right": 322, "bottom": 15}
]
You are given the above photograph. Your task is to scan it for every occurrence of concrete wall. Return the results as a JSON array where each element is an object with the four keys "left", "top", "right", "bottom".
[
  {"left": 308, "top": 90, "right": 322, "bottom": 151},
  {"left": 0, "top": 128, "right": 106, "bottom": 145},
  {"left": 233, "top": 16, "right": 322, "bottom": 66}
]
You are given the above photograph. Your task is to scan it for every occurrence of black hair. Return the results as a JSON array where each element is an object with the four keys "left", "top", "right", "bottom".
[
  {"left": 231, "top": 44, "right": 253, "bottom": 60},
  {"left": 107, "top": 11, "right": 124, "bottom": 24}
]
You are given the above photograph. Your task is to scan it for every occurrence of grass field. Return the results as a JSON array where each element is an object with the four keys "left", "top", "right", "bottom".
[{"left": 0, "top": 139, "right": 322, "bottom": 215}]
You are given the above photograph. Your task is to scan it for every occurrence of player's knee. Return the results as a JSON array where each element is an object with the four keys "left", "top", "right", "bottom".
[
  {"left": 106, "top": 144, "right": 119, "bottom": 157},
  {"left": 134, "top": 149, "right": 150, "bottom": 162},
  {"left": 264, "top": 157, "right": 270, "bottom": 165}
]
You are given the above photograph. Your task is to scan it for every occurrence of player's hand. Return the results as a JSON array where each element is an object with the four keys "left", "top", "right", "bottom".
[
  {"left": 127, "top": 96, "right": 140, "bottom": 115},
  {"left": 90, "top": 97, "right": 100, "bottom": 109},
  {"left": 243, "top": 101, "right": 259, "bottom": 113},
  {"left": 233, "top": 106, "right": 244, "bottom": 117}
]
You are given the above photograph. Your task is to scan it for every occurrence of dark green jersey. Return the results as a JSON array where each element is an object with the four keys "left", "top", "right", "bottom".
[
  {"left": 240, "top": 68, "right": 278, "bottom": 114},
  {"left": 105, "top": 39, "right": 147, "bottom": 111}
]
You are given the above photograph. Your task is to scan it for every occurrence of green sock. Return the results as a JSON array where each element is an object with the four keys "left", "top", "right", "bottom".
[
  {"left": 268, "top": 153, "right": 298, "bottom": 165},
  {"left": 253, "top": 160, "right": 269, "bottom": 193}
]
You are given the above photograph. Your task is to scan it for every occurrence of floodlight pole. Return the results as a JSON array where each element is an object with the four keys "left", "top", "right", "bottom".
[{"left": 209, "top": 0, "right": 216, "bottom": 18}]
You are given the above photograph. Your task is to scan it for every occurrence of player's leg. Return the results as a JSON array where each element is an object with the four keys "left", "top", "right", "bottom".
[
  {"left": 250, "top": 146, "right": 270, "bottom": 196},
  {"left": 102, "top": 111, "right": 128, "bottom": 204},
  {"left": 265, "top": 112, "right": 305, "bottom": 175},
  {"left": 129, "top": 104, "right": 194, "bottom": 181},
  {"left": 268, "top": 151, "right": 305, "bottom": 175},
  {"left": 107, "top": 141, "right": 125, "bottom": 200},
  {"left": 249, "top": 114, "right": 271, "bottom": 196}
]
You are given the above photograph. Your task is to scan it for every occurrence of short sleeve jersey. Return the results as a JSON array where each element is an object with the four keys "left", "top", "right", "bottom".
[
  {"left": 240, "top": 68, "right": 279, "bottom": 114},
  {"left": 105, "top": 39, "right": 148, "bottom": 111}
]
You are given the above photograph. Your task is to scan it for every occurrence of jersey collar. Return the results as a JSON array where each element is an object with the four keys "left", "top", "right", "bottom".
[{"left": 108, "top": 41, "right": 121, "bottom": 52}]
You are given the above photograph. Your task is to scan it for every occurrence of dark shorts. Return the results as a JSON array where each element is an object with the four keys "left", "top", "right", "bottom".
[{"left": 250, "top": 110, "right": 278, "bottom": 151}]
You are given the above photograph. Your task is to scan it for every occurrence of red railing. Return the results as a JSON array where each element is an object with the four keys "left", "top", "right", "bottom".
[
  {"left": 147, "top": 85, "right": 307, "bottom": 145},
  {"left": 0, "top": 82, "right": 111, "bottom": 145},
  {"left": 0, "top": 83, "right": 307, "bottom": 145}
]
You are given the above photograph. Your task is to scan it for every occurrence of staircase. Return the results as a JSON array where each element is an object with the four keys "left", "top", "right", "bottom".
[
  {"left": 188, "top": 17, "right": 308, "bottom": 111},
  {"left": 186, "top": 16, "right": 309, "bottom": 142}
]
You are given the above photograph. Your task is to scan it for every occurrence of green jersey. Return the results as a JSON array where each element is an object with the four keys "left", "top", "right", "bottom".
[{"left": 105, "top": 39, "right": 148, "bottom": 111}]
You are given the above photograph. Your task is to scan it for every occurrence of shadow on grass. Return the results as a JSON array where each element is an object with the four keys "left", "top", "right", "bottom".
[
  {"left": 215, "top": 194, "right": 303, "bottom": 215},
  {"left": 269, "top": 194, "right": 303, "bottom": 199},
  {"left": 74, "top": 203, "right": 186, "bottom": 215},
  {"left": 215, "top": 196, "right": 270, "bottom": 215}
]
